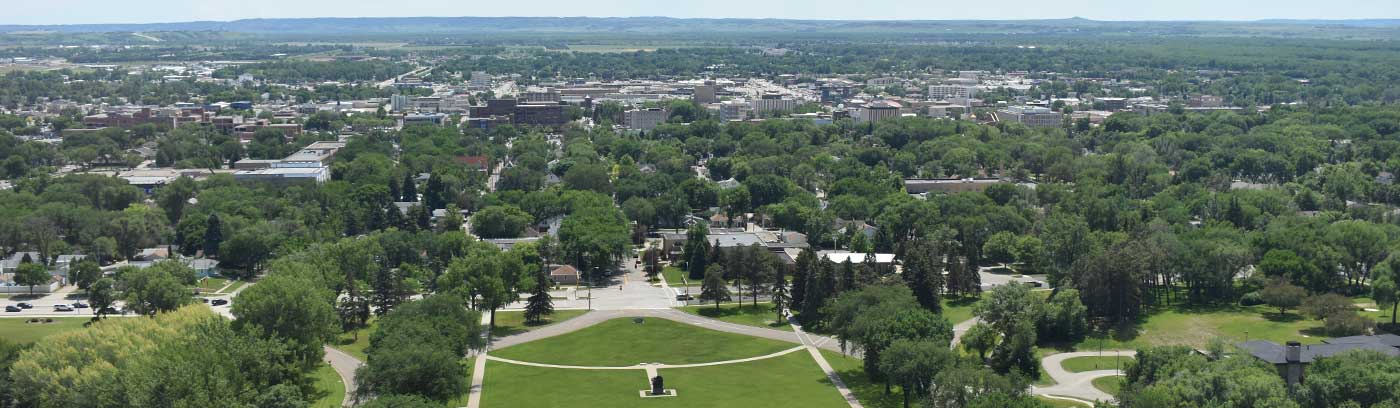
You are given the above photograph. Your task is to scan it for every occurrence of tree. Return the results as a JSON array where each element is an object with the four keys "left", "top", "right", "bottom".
[
  {"left": 401, "top": 172, "right": 418, "bottom": 202},
  {"left": 1373, "top": 269, "right": 1399, "bottom": 326},
  {"left": 71, "top": 259, "right": 101, "bottom": 290},
  {"left": 902, "top": 240, "right": 944, "bottom": 313},
  {"left": 879, "top": 339, "right": 953, "bottom": 408},
  {"left": 88, "top": 277, "right": 115, "bottom": 319},
  {"left": 962, "top": 322, "right": 998, "bottom": 361},
  {"left": 424, "top": 172, "right": 447, "bottom": 211},
  {"left": 219, "top": 229, "right": 272, "bottom": 279},
  {"left": 700, "top": 264, "right": 731, "bottom": 310},
  {"left": 1261, "top": 278, "right": 1307, "bottom": 317},
  {"left": 772, "top": 262, "right": 790, "bottom": 325},
  {"left": 13, "top": 263, "right": 48, "bottom": 295},
  {"left": 523, "top": 268, "right": 554, "bottom": 324},
  {"left": 1302, "top": 293, "right": 1355, "bottom": 320},
  {"left": 683, "top": 224, "right": 711, "bottom": 280},
  {"left": 155, "top": 176, "right": 196, "bottom": 225},
  {"left": 117, "top": 263, "right": 191, "bottom": 316},
  {"left": 470, "top": 205, "right": 534, "bottom": 239},
  {"left": 203, "top": 213, "right": 223, "bottom": 257},
  {"left": 232, "top": 273, "right": 338, "bottom": 368}
]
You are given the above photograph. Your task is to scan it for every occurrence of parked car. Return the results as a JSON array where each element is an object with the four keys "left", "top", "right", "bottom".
[
  {"left": 4, "top": 305, "right": 19, "bottom": 312},
  {"left": 210, "top": 299, "right": 229, "bottom": 306},
  {"left": 16, "top": 303, "right": 33, "bottom": 309},
  {"left": 53, "top": 304, "right": 74, "bottom": 312},
  {"left": 675, "top": 294, "right": 694, "bottom": 301},
  {"left": 72, "top": 302, "right": 89, "bottom": 308},
  {"left": 98, "top": 307, "right": 119, "bottom": 315}
]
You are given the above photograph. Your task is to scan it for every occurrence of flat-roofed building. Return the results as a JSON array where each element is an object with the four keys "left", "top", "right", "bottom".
[
  {"left": 624, "top": 108, "right": 669, "bottom": 131},
  {"left": 998, "top": 106, "right": 1063, "bottom": 128}
]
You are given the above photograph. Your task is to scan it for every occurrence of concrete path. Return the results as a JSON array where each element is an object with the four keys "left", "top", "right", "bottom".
[
  {"left": 484, "top": 345, "right": 806, "bottom": 370},
  {"left": 950, "top": 317, "right": 980, "bottom": 346},
  {"left": 322, "top": 346, "right": 363, "bottom": 407},
  {"left": 485, "top": 308, "right": 844, "bottom": 353},
  {"left": 791, "top": 317, "right": 864, "bottom": 408},
  {"left": 1031, "top": 350, "right": 1136, "bottom": 404},
  {"left": 466, "top": 354, "right": 487, "bottom": 408}
]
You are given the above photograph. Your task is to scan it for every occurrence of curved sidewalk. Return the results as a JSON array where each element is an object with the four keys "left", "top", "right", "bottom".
[
  {"left": 323, "top": 346, "right": 363, "bottom": 407},
  {"left": 485, "top": 308, "right": 846, "bottom": 354},
  {"left": 484, "top": 345, "right": 807, "bottom": 370},
  {"left": 1031, "top": 350, "right": 1136, "bottom": 404}
]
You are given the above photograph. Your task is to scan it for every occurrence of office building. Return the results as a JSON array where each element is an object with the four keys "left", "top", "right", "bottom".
[
  {"left": 693, "top": 82, "right": 718, "bottom": 104},
  {"left": 859, "top": 100, "right": 902, "bottom": 123},
  {"left": 998, "top": 106, "right": 1063, "bottom": 128},
  {"left": 624, "top": 108, "right": 670, "bottom": 131}
]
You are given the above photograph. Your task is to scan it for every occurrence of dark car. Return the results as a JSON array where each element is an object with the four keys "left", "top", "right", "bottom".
[
  {"left": 675, "top": 294, "right": 694, "bottom": 301},
  {"left": 4, "top": 305, "right": 19, "bottom": 312},
  {"left": 72, "top": 302, "right": 89, "bottom": 308},
  {"left": 16, "top": 303, "right": 33, "bottom": 309},
  {"left": 211, "top": 299, "right": 229, "bottom": 306},
  {"left": 53, "top": 304, "right": 74, "bottom": 312},
  {"left": 98, "top": 307, "right": 119, "bottom": 315}
]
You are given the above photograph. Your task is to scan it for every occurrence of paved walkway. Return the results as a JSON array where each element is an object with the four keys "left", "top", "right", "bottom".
[
  {"left": 322, "top": 346, "right": 363, "bottom": 407},
  {"left": 485, "top": 345, "right": 807, "bottom": 369},
  {"left": 791, "top": 317, "right": 864, "bottom": 408},
  {"left": 1031, "top": 350, "right": 1136, "bottom": 404},
  {"left": 950, "top": 317, "right": 980, "bottom": 346}
]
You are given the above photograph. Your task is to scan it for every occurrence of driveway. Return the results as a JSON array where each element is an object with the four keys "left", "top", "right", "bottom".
[{"left": 1031, "top": 350, "right": 1136, "bottom": 404}]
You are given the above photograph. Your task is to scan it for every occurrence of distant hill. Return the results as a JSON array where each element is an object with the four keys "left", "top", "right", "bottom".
[{"left": 2, "top": 16, "right": 1399, "bottom": 35}]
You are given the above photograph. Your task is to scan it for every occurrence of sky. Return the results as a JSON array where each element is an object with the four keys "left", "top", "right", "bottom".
[{"left": 4, "top": 0, "right": 1398, "bottom": 25}]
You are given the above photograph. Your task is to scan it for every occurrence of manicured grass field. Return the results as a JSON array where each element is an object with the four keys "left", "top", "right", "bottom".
[
  {"left": 490, "top": 317, "right": 795, "bottom": 366},
  {"left": 1092, "top": 375, "right": 1124, "bottom": 396},
  {"left": 1060, "top": 356, "right": 1132, "bottom": 373},
  {"left": 0, "top": 317, "right": 90, "bottom": 344},
  {"left": 480, "top": 351, "right": 848, "bottom": 407},
  {"left": 309, "top": 362, "right": 344, "bottom": 408},
  {"left": 220, "top": 280, "right": 246, "bottom": 294},
  {"left": 677, "top": 302, "right": 791, "bottom": 331},
  {"left": 199, "top": 277, "right": 229, "bottom": 292},
  {"left": 488, "top": 309, "right": 589, "bottom": 338}
]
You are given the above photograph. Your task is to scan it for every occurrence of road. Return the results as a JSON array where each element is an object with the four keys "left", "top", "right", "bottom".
[
  {"left": 323, "top": 346, "right": 363, "bottom": 407},
  {"left": 1032, "top": 350, "right": 1137, "bottom": 404}
]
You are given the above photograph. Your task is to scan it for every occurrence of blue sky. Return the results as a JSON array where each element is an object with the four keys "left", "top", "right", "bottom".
[{"left": 6, "top": 0, "right": 1398, "bottom": 25}]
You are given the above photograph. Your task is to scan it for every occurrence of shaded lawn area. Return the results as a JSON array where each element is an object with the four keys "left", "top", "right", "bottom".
[
  {"left": 941, "top": 294, "right": 983, "bottom": 325},
  {"left": 662, "top": 266, "right": 700, "bottom": 287},
  {"left": 1061, "top": 356, "right": 1133, "bottom": 373},
  {"left": 821, "top": 349, "right": 903, "bottom": 408},
  {"left": 488, "top": 309, "right": 589, "bottom": 338},
  {"left": 490, "top": 317, "right": 795, "bottom": 366},
  {"left": 1042, "top": 304, "right": 1330, "bottom": 353},
  {"left": 309, "top": 362, "right": 344, "bottom": 408},
  {"left": 479, "top": 352, "right": 848, "bottom": 407},
  {"left": 1092, "top": 375, "right": 1124, "bottom": 396},
  {"left": 198, "top": 277, "right": 229, "bottom": 292},
  {"left": 0, "top": 317, "right": 90, "bottom": 344},
  {"left": 442, "top": 361, "right": 475, "bottom": 407},
  {"left": 677, "top": 302, "right": 791, "bottom": 331},
  {"left": 331, "top": 317, "right": 378, "bottom": 362},
  {"left": 219, "top": 280, "right": 246, "bottom": 294}
]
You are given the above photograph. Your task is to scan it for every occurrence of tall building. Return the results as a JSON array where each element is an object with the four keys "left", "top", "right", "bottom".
[
  {"left": 694, "top": 82, "right": 718, "bottom": 104},
  {"left": 524, "top": 87, "right": 561, "bottom": 103},
  {"left": 718, "top": 100, "right": 749, "bottom": 122},
  {"left": 928, "top": 85, "right": 976, "bottom": 101},
  {"left": 624, "top": 108, "right": 670, "bottom": 131},
  {"left": 998, "top": 106, "right": 1063, "bottom": 128},
  {"left": 751, "top": 94, "right": 798, "bottom": 116},
  {"left": 390, "top": 94, "right": 411, "bottom": 113},
  {"left": 859, "top": 100, "right": 902, "bottom": 123},
  {"left": 469, "top": 72, "right": 491, "bottom": 88}
]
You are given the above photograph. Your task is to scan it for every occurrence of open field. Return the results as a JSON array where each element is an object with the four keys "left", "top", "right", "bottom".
[
  {"left": 481, "top": 348, "right": 845, "bottom": 407},
  {"left": 821, "top": 349, "right": 903, "bottom": 408},
  {"left": 491, "top": 317, "right": 794, "bottom": 366},
  {"left": 677, "top": 302, "right": 791, "bottom": 331},
  {"left": 331, "top": 318, "right": 378, "bottom": 362},
  {"left": 1092, "top": 376, "right": 1124, "bottom": 395},
  {"left": 0, "top": 317, "right": 90, "bottom": 344},
  {"left": 1044, "top": 304, "right": 1339, "bottom": 353},
  {"left": 662, "top": 266, "right": 699, "bottom": 287}
]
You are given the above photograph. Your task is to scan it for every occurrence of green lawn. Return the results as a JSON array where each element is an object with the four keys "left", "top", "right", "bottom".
[
  {"left": 199, "top": 277, "right": 229, "bottom": 292},
  {"left": 332, "top": 318, "right": 378, "bottom": 362},
  {"left": 821, "top": 350, "right": 903, "bottom": 408},
  {"left": 1037, "top": 396, "right": 1091, "bottom": 407},
  {"left": 479, "top": 351, "right": 848, "bottom": 407},
  {"left": 310, "top": 362, "right": 345, "bottom": 408},
  {"left": 1060, "top": 356, "right": 1132, "bottom": 373},
  {"left": 1045, "top": 304, "right": 1333, "bottom": 352},
  {"left": 1092, "top": 375, "right": 1124, "bottom": 396},
  {"left": 677, "top": 302, "right": 791, "bottom": 331},
  {"left": 942, "top": 294, "right": 983, "bottom": 325},
  {"left": 488, "top": 309, "right": 588, "bottom": 338},
  {"left": 490, "top": 317, "right": 795, "bottom": 366},
  {"left": 0, "top": 317, "right": 90, "bottom": 344},
  {"left": 662, "top": 266, "right": 700, "bottom": 287},
  {"left": 220, "top": 280, "right": 246, "bottom": 294}
]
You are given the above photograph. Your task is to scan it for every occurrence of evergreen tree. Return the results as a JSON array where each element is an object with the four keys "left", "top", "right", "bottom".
[
  {"left": 700, "top": 264, "right": 731, "bottom": 310},
  {"left": 407, "top": 204, "right": 431, "bottom": 232},
  {"left": 204, "top": 213, "right": 223, "bottom": 257},
  {"left": 388, "top": 174, "right": 401, "bottom": 203},
  {"left": 904, "top": 240, "right": 945, "bottom": 313},
  {"left": 839, "top": 259, "right": 857, "bottom": 293},
  {"left": 424, "top": 172, "right": 447, "bottom": 210},
  {"left": 402, "top": 172, "right": 418, "bottom": 202},
  {"left": 772, "top": 262, "right": 790, "bottom": 324},
  {"left": 683, "top": 224, "right": 710, "bottom": 280},
  {"left": 384, "top": 206, "right": 407, "bottom": 231},
  {"left": 524, "top": 269, "right": 554, "bottom": 324},
  {"left": 800, "top": 260, "right": 835, "bottom": 327},
  {"left": 792, "top": 248, "right": 816, "bottom": 308}
]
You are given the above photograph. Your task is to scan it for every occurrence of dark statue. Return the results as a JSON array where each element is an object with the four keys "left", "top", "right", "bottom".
[{"left": 650, "top": 375, "right": 664, "bottom": 395}]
